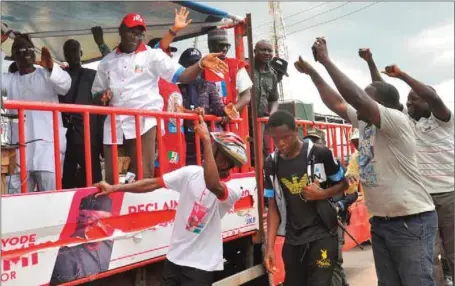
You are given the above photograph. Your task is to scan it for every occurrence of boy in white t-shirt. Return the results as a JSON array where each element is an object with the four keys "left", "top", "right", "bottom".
[{"left": 95, "top": 115, "right": 248, "bottom": 285}]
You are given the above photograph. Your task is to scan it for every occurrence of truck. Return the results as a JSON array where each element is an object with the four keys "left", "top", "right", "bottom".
[{"left": 0, "top": 2, "right": 371, "bottom": 285}]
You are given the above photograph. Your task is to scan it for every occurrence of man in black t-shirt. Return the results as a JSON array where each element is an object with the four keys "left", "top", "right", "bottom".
[{"left": 263, "top": 110, "right": 348, "bottom": 286}]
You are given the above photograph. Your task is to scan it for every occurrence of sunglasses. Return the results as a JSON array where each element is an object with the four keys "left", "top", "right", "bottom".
[{"left": 15, "top": 48, "right": 34, "bottom": 54}]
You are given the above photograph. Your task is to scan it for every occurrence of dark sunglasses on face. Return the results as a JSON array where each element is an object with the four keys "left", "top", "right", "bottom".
[
  {"left": 217, "top": 43, "right": 231, "bottom": 50},
  {"left": 15, "top": 48, "right": 34, "bottom": 54}
]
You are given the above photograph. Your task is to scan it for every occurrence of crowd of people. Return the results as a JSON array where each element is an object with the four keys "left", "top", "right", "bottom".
[{"left": 1, "top": 6, "right": 453, "bottom": 286}]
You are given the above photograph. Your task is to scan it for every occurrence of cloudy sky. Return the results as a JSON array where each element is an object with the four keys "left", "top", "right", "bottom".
[{"left": 171, "top": 1, "right": 454, "bottom": 115}]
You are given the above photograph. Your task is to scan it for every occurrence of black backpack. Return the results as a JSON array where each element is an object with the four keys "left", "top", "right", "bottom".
[{"left": 271, "top": 141, "right": 339, "bottom": 236}]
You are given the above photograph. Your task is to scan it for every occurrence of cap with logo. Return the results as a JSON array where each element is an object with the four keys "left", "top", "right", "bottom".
[
  {"left": 121, "top": 13, "right": 146, "bottom": 31},
  {"left": 179, "top": 48, "right": 202, "bottom": 68}
]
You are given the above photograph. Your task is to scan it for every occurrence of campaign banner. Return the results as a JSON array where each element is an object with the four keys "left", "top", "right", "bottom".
[{"left": 0, "top": 175, "right": 258, "bottom": 286}]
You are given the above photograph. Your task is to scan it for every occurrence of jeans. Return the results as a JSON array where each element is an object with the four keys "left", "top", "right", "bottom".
[{"left": 371, "top": 210, "right": 438, "bottom": 286}]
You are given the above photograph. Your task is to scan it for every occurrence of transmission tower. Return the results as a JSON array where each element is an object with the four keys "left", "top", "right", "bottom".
[{"left": 269, "top": 0, "right": 289, "bottom": 101}]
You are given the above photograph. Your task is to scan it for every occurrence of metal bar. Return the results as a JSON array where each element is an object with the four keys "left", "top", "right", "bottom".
[
  {"left": 135, "top": 115, "right": 143, "bottom": 180},
  {"left": 3, "top": 100, "right": 242, "bottom": 122},
  {"left": 52, "top": 111, "right": 62, "bottom": 190},
  {"left": 340, "top": 126, "right": 345, "bottom": 165},
  {"left": 110, "top": 114, "right": 119, "bottom": 185},
  {"left": 176, "top": 118, "right": 184, "bottom": 168},
  {"left": 83, "top": 112, "right": 92, "bottom": 186},
  {"left": 156, "top": 118, "right": 165, "bottom": 174},
  {"left": 18, "top": 109, "right": 27, "bottom": 193},
  {"left": 194, "top": 119, "right": 202, "bottom": 166}
]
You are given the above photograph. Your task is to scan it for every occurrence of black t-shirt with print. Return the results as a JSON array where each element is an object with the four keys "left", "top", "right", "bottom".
[{"left": 276, "top": 143, "right": 343, "bottom": 245}]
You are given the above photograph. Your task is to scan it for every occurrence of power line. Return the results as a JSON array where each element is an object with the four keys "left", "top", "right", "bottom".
[
  {"left": 256, "top": 2, "right": 351, "bottom": 37},
  {"left": 255, "top": 2, "right": 330, "bottom": 29},
  {"left": 286, "top": 1, "right": 382, "bottom": 36},
  {"left": 197, "top": 2, "right": 331, "bottom": 44}
]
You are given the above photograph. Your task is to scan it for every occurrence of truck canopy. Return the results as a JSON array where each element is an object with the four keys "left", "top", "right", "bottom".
[{"left": 1, "top": 1, "right": 242, "bottom": 64}]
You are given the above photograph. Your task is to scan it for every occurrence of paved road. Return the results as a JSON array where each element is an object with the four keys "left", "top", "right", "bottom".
[{"left": 343, "top": 244, "right": 378, "bottom": 286}]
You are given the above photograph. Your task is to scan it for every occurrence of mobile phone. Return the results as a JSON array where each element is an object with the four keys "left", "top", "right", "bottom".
[{"left": 312, "top": 46, "right": 318, "bottom": 62}]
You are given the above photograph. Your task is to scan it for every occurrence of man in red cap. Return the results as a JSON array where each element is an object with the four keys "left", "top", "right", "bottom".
[{"left": 92, "top": 12, "right": 227, "bottom": 184}]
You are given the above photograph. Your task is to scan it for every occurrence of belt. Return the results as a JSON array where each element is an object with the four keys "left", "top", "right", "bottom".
[{"left": 374, "top": 211, "right": 432, "bottom": 221}]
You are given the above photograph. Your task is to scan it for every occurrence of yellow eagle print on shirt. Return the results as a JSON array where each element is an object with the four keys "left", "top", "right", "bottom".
[{"left": 280, "top": 174, "right": 309, "bottom": 195}]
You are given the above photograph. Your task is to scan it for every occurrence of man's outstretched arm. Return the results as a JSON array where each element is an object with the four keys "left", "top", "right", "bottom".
[
  {"left": 383, "top": 65, "right": 451, "bottom": 122},
  {"left": 295, "top": 56, "right": 350, "bottom": 122},
  {"left": 313, "top": 38, "right": 381, "bottom": 127}
]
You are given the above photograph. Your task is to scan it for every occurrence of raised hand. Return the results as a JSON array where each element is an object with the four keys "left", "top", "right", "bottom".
[
  {"left": 294, "top": 56, "right": 316, "bottom": 75},
  {"left": 173, "top": 7, "right": 192, "bottom": 32},
  {"left": 200, "top": 53, "right": 229, "bottom": 74},
  {"left": 382, "top": 64, "right": 403, "bottom": 78},
  {"left": 358, "top": 48, "right": 372, "bottom": 62},
  {"left": 312, "top": 37, "right": 329, "bottom": 65},
  {"left": 36, "top": 47, "right": 54, "bottom": 71},
  {"left": 91, "top": 26, "right": 105, "bottom": 46}
]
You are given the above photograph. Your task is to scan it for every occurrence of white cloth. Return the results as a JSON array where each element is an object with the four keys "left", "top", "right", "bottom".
[
  {"left": 162, "top": 166, "right": 241, "bottom": 271},
  {"left": 347, "top": 104, "right": 435, "bottom": 217},
  {"left": 236, "top": 67, "right": 253, "bottom": 94},
  {"left": 2, "top": 65, "right": 71, "bottom": 172},
  {"left": 403, "top": 106, "right": 454, "bottom": 194},
  {"left": 91, "top": 44, "right": 184, "bottom": 145}
]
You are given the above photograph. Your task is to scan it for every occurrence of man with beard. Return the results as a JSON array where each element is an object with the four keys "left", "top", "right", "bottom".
[
  {"left": 60, "top": 39, "right": 104, "bottom": 188},
  {"left": 294, "top": 38, "right": 436, "bottom": 286},
  {"left": 359, "top": 48, "right": 454, "bottom": 286},
  {"left": 2, "top": 34, "right": 71, "bottom": 193},
  {"left": 92, "top": 13, "right": 227, "bottom": 184}
]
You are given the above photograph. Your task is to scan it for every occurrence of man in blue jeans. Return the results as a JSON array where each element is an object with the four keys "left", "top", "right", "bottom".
[{"left": 294, "top": 38, "right": 437, "bottom": 286}]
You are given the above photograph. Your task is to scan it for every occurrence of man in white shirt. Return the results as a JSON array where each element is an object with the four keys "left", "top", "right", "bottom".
[
  {"left": 295, "top": 38, "right": 437, "bottom": 286},
  {"left": 95, "top": 116, "right": 248, "bottom": 285},
  {"left": 2, "top": 34, "right": 71, "bottom": 193},
  {"left": 381, "top": 64, "right": 454, "bottom": 284},
  {"left": 92, "top": 13, "right": 227, "bottom": 184}
]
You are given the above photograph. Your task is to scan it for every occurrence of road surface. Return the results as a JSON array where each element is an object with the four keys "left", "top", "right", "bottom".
[{"left": 344, "top": 244, "right": 378, "bottom": 286}]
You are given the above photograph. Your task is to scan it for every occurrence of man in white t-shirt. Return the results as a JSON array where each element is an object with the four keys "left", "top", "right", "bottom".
[
  {"left": 94, "top": 115, "right": 248, "bottom": 285},
  {"left": 92, "top": 13, "right": 227, "bottom": 184},
  {"left": 381, "top": 64, "right": 454, "bottom": 283},
  {"left": 294, "top": 38, "right": 437, "bottom": 286}
]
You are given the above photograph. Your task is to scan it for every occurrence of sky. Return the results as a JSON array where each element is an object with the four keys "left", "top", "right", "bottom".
[
  {"left": 4, "top": 2, "right": 453, "bottom": 116},
  {"left": 172, "top": 1, "right": 455, "bottom": 115}
]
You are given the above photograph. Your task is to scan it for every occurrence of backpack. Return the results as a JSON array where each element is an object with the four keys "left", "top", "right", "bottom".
[{"left": 271, "top": 141, "right": 339, "bottom": 236}]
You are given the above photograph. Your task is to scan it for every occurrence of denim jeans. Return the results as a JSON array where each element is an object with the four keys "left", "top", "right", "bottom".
[{"left": 370, "top": 210, "right": 438, "bottom": 286}]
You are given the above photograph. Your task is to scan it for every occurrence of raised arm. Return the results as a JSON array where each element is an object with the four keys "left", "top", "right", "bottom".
[
  {"left": 295, "top": 56, "right": 350, "bottom": 122},
  {"left": 383, "top": 65, "right": 451, "bottom": 122},
  {"left": 91, "top": 26, "right": 111, "bottom": 57},
  {"left": 94, "top": 177, "right": 162, "bottom": 197},
  {"left": 358, "top": 48, "right": 384, "bottom": 83},
  {"left": 313, "top": 38, "right": 381, "bottom": 127},
  {"left": 194, "top": 115, "right": 227, "bottom": 200},
  {"left": 159, "top": 7, "right": 192, "bottom": 51}
]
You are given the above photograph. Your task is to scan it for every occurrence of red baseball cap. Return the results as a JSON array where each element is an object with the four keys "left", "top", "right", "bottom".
[{"left": 121, "top": 13, "right": 146, "bottom": 31}]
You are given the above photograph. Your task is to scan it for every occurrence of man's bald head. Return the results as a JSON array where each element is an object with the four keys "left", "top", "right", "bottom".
[{"left": 254, "top": 40, "right": 273, "bottom": 65}]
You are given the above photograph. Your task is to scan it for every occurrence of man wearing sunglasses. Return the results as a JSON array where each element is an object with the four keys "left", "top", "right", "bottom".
[
  {"left": 92, "top": 13, "right": 228, "bottom": 184},
  {"left": 204, "top": 29, "right": 252, "bottom": 124},
  {"left": 2, "top": 34, "right": 71, "bottom": 193}
]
